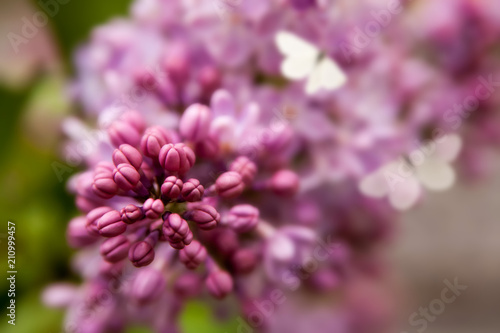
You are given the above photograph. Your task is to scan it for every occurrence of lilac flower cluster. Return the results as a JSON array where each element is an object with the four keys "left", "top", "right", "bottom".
[{"left": 47, "top": 0, "right": 500, "bottom": 332}]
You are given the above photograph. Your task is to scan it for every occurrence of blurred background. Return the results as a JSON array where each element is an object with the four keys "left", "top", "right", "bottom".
[{"left": 0, "top": 0, "right": 499, "bottom": 332}]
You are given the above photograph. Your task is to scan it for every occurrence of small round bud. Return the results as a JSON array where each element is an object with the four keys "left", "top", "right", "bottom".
[
  {"left": 179, "top": 104, "right": 211, "bottom": 142},
  {"left": 67, "top": 217, "right": 98, "bottom": 248},
  {"left": 143, "top": 198, "right": 164, "bottom": 219},
  {"left": 112, "top": 144, "right": 143, "bottom": 170},
  {"left": 100, "top": 235, "right": 130, "bottom": 262},
  {"left": 97, "top": 210, "right": 127, "bottom": 237},
  {"left": 120, "top": 110, "right": 146, "bottom": 133},
  {"left": 129, "top": 238, "right": 156, "bottom": 267},
  {"left": 230, "top": 156, "right": 257, "bottom": 185},
  {"left": 231, "top": 249, "right": 258, "bottom": 274},
  {"left": 174, "top": 272, "right": 203, "bottom": 298},
  {"left": 130, "top": 268, "right": 165, "bottom": 304},
  {"left": 140, "top": 126, "right": 173, "bottom": 158},
  {"left": 158, "top": 143, "right": 195, "bottom": 174},
  {"left": 206, "top": 270, "right": 233, "bottom": 299},
  {"left": 225, "top": 204, "right": 259, "bottom": 233},
  {"left": 92, "top": 170, "right": 118, "bottom": 199},
  {"left": 121, "top": 204, "right": 144, "bottom": 224},
  {"left": 113, "top": 163, "right": 141, "bottom": 191},
  {"left": 188, "top": 204, "right": 220, "bottom": 230},
  {"left": 270, "top": 169, "right": 299, "bottom": 197},
  {"left": 179, "top": 240, "right": 207, "bottom": 269},
  {"left": 86, "top": 206, "right": 114, "bottom": 236},
  {"left": 181, "top": 178, "right": 204, "bottom": 202},
  {"left": 108, "top": 121, "right": 141, "bottom": 148},
  {"left": 162, "top": 213, "right": 192, "bottom": 249},
  {"left": 161, "top": 176, "right": 183, "bottom": 199},
  {"left": 215, "top": 171, "right": 245, "bottom": 199}
]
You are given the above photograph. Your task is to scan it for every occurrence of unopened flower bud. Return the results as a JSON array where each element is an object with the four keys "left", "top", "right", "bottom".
[
  {"left": 93, "top": 169, "right": 118, "bottom": 199},
  {"left": 121, "top": 204, "right": 144, "bottom": 224},
  {"left": 179, "top": 104, "right": 211, "bottom": 142},
  {"left": 270, "top": 169, "right": 299, "bottom": 197},
  {"left": 161, "top": 176, "right": 183, "bottom": 199},
  {"left": 206, "top": 270, "right": 233, "bottom": 299},
  {"left": 130, "top": 268, "right": 165, "bottom": 304},
  {"left": 100, "top": 235, "right": 130, "bottom": 262},
  {"left": 225, "top": 204, "right": 259, "bottom": 233},
  {"left": 112, "top": 144, "right": 143, "bottom": 170},
  {"left": 140, "top": 126, "right": 174, "bottom": 158},
  {"left": 86, "top": 206, "right": 114, "bottom": 235},
  {"left": 159, "top": 143, "right": 195, "bottom": 174},
  {"left": 128, "top": 231, "right": 159, "bottom": 267},
  {"left": 120, "top": 110, "right": 146, "bottom": 133},
  {"left": 97, "top": 210, "right": 127, "bottom": 237},
  {"left": 108, "top": 121, "right": 141, "bottom": 148},
  {"left": 113, "top": 163, "right": 141, "bottom": 191},
  {"left": 181, "top": 178, "right": 204, "bottom": 202},
  {"left": 143, "top": 198, "right": 164, "bottom": 219},
  {"left": 67, "top": 217, "right": 98, "bottom": 248},
  {"left": 188, "top": 204, "right": 220, "bottom": 230},
  {"left": 162, "top": 213, "right": 192, "bottom": 249},
  {"left": 174, "top": 272, "right": 203, "bottom": 298},
  {"left": 231, "top": 249, "right": 258, "bottom": 274},
  {"left": 179, "top": 240, "right": 207, "bottom": 269},
  {"left": 230, "top": 156, "right": 257, "bottom": 185},
  {"left": 215, "top": 171, "right": 245, "bottom": 199}
]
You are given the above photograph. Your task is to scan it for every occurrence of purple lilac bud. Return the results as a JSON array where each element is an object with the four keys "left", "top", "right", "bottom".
[
  {"left": 130, "top": 268, "right": 165, "bottom": 304},
  {"left": 231, "top": 249, "right": 258, "bottom": 274},
  {"left": 161, "top": 176, "right": 183, "bottom": 200},
  {"left": 120, "top": 204, "right": 144, "bottom": 224},
  {"left": 194, "top": 135, "right": 220, "bottom": 159},
  {"left": 164, "top": 43, "right": 190, "bottom": 86},
  {"left": 113, "top": 163, "right": 141, "bottom": 191},
  {"left": 198, "top": 65, "right": 221, "bottom": 99},
  {"left": 112, "top": 144, "right": 143, "bottom": 170},
  {"left": 162, "top": 213, "right": 193, "bottom": 249},
  {"left": 97, "top": 210, "right": 127, "bottom": 237},
  {"left": 67, "top": 217, "right": 98, "bottom": 248},
  {"left": 158, "top": 143, "right": 195, "bottom": 174},
  {"left": 215, "top": 171, "right": 245, "bottom": 199},
  {"left": 225, "top": 204, "right": 259, "bottom": 233},
  {"left": 174, "top": 272, "right": 203, "bottom": 298},
  {"left": 230, "top": 156, "right": 257, "bottom": 185},
  {"left": 214, "top": 229, "right": 239, "bottom": 257},
  {"left": 179, "top": 240, "right": 207, "bottom": 269},
  {"left": 188, "top": 204, "right": 220, "bottom": 230},
  {"left": 93, "top": 168, "right": 118, "bottom": 199},
  {"left": 86, "top": 206, "right": 114, "bottom": 235},
  {"left": 108, "top": 121, "right": 141, "bottom": 148},
  {"left": 140, "top": 126, "right": 173, "bottom": 158},
  {"left": 120, "top": 110, "right": 146, "bottom": 133},
  {"left": 128, "top": 231, "right": 159, "bottom": 267},
  {"left": 100, "top": 235, "right": 130, "bottom": 263},
  {"left": 179, "top": 104, "right": 211, "bottom": 142},
  {"left": 270, "top": 169, "right": 299, "bottom": 197},
  {"left": 181, "top": 178, "right": 204, "bottom": 202},
  {"left": 206, "top": 270, "right": 233, "bottom": 299},
  {"left": 143, "top": 198, "right": 164, "bottom": 219}
]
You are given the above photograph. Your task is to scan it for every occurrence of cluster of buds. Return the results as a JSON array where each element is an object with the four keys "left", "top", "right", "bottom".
[{"left": 67, "top": 108, "right": 300, "bottom": 300}]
